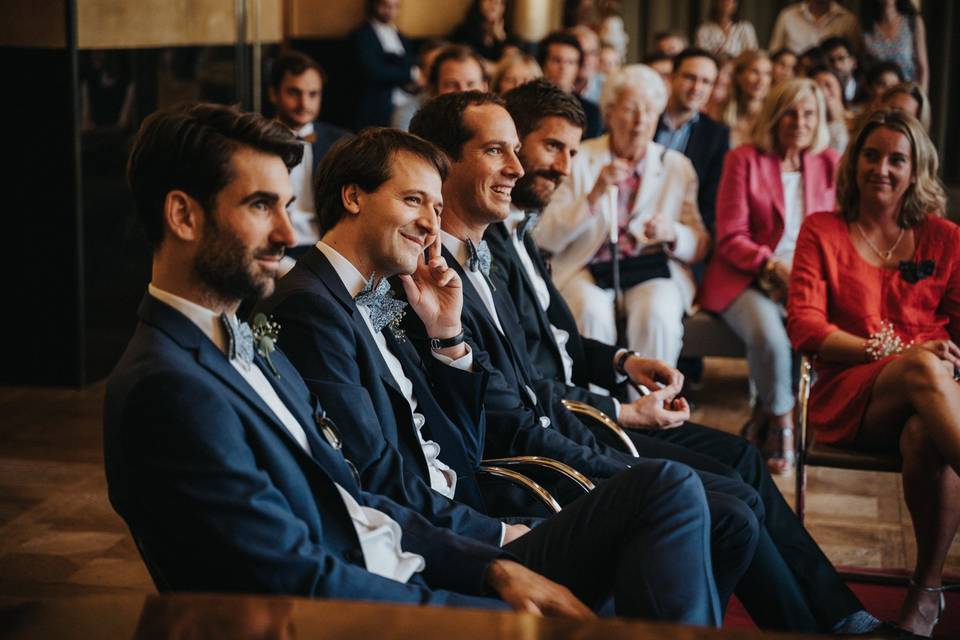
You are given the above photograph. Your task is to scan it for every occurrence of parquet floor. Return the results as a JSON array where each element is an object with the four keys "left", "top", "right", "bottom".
[{"left": 0, "top": 357, "right": 957, "bottom": 601}]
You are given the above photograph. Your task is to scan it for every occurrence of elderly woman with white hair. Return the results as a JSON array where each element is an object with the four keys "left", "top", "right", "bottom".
[
  {"left": 699, "top": 78, "right": 838, "bottom": 474},
  {"left": 535, "top": 64, "right": 709, "bottom": 371}
]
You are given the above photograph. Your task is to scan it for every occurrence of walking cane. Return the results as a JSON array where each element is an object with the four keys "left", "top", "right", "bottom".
[{"left": 607, "top": 186, "right": 628, "bottom": 349}]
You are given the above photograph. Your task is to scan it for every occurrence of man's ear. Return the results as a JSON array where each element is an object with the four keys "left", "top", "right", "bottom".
[
  {"left": 341, "top": 184, "right": 363, "bottom": 216},
  {"left": 163, "top": 190, "right": 205, "bottom": 242}
]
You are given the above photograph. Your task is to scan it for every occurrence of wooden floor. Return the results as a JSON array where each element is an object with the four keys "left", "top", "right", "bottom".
[{"left": 0, "top": 357, "right": 957, "bottom": 601}]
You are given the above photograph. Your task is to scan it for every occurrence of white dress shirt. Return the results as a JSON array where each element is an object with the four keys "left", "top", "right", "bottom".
[
  {"left": 317, "top": 242, "right": 464, "bottom": 499},
  {"left": 772, "top": 171, "right": 804, "bottom": 267},
  {"left": 288, "top": 122, "right": 318, "bottom": 248},
  {"left": 146, "top": 283, "right": 425, "bottom": 583},
  {"left": 370, "top": 19, "right": 414, "bottom": 107}
]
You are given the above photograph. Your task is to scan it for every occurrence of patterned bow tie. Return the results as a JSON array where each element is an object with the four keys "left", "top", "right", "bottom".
[
  {"left": 465, "top": 238, "right": 492, "bottom": 276},
  {"left": 220, "top": 313, "right": 254, "bottom": 367},
  {"left": 516, "top": 212, "right": 541, "bottom": 241},
  {"left": 355, "top": 276, "right": 408, "bottom": 333},
  {"left": 298, "top": 132, "right": 317, "bottom": 143}
]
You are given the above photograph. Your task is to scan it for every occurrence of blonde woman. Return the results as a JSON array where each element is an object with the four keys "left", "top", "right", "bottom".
[
  {"left": 491, "top": 52, "right": 542, "bottom": 95},
  {"left": 700, "top": 79, "right": 837, "bottom": 474},
  {"left": 723, "top": 49, "right": 772, "bottom": 146},
  {"left": 788, "top": 110, "right": 955, "bottom": 636}
]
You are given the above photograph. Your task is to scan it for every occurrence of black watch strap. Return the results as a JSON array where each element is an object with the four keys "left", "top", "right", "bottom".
[
  {"left": 615, "top": 349, "right": 642, "bottom": 375},
  {"left": 431, "top": 330, "right": 465, "bottom": 351}
]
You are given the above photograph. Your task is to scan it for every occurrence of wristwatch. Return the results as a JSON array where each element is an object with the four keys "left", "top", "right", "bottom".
[
  {"left": 615, "top": 349, "right": 643, "bottom": 375},
  {"left": 431, "top": 330, "right": 465, "bottom": 351}
]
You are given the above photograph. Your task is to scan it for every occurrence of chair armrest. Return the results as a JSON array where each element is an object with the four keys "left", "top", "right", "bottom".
[
  {"left": 796, "top": 354, "right": 814, "bottom": 458},
  {"left": 475, "top": 465, "right": 562, "bottom": 514},
  {"left": 481, "top": 455, "right": 596, "bottom": 494},
  {"left": 561, "top": 399, "right": 640, "bottom": 458}
]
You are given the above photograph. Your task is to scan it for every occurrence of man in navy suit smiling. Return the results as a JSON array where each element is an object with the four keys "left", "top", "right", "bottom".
[{"left": 103, "top": 102, "right": 599, "bottom": 615}]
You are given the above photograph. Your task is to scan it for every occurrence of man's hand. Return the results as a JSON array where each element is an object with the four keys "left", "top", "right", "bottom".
[
  {"left": 621, "top": 355, "right": 683, "bottom": 392},
  {"left": 484, "top": 559, "right": 595, "bottom": 619},
  {"left": 399, "top": 235, "right": 464, "bottom": 357},
  {"left": 642, "top": 212, "right": 677, "bottom": 245},
  {"left": 619, "top": 387, "right": 690, "bottom": 430},
  {"left": 501, "top": 523, "right": 530, "bottom": 545}
]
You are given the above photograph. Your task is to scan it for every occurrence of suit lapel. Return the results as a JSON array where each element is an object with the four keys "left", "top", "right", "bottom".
[{"left": 762, "top": 152, "right": 786, "bottom": 224}]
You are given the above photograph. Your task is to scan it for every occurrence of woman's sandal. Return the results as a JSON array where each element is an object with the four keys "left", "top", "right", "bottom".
[
  {"left": 764, "top": 425, "right": 796, "bottom": 475},
  {"left": 905, "top": 579, "right": 949, "bottom": 637}
]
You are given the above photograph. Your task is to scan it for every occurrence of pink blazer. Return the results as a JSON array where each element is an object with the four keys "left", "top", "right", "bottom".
[{"left": 698, "top": 144, "right": 840, "bottom": 313}]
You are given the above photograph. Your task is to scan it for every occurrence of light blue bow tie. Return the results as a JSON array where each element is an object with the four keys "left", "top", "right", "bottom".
[
  {"left": 355, "top": 276, "right": 408, "bottom": 333},
  {"left": 517, "top": 211, "right": 541, "bottom": 241},
  {"left": 466, "top": 238, "right": 492, "bottom": 276},
  {"left": 220, "top": 313, "right": 254, "bottom": 367}
]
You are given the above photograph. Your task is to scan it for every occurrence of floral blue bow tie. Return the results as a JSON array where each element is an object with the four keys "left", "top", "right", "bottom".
[
  {"left": 220, "top": 313, "right": 254, "bottom": 367},
  {"left": 466, "top": 238, "right": 492, "bottom": 276},
  {"left": 516, "top": 211, "right": 541, "bottom": 241},
  {"left": 355, "top": 276, "right": 408, "bottom": 333}
]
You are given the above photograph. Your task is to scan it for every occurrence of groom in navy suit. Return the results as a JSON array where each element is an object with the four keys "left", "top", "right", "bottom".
[{"left": 104, "top": 102, "right": 600, "bottom": 614}]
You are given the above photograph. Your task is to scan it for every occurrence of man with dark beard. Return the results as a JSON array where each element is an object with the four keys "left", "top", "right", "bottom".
[
  {"left": 103, "top": 101, "right": 598, "bottom": 614},
  {"left": 484, "top": 79, "right": 886, "bottom": 636}
]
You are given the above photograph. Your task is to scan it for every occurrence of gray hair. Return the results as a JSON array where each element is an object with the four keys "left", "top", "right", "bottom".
[{"left": 599, "top": 64, "right": 667, "bottom": 116}]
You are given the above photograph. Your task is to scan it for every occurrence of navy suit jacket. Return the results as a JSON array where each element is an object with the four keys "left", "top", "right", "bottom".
[
  {"left": 104, "top": 293, "right": 508, "bottom": 606},
  {"left": 657, "top": 113, "right": 730, "bottom": 235},
  {"left": 399, "top": 246, "right": 628, "bottom": 481},
  {"left": 350, "top": 22, "right": 416, "bottom": 129},
  {"left": 484, "top": 222, "right": 620, "bottom": 418},
  {"left": 257, "top": 247, "right": 502, "bottom": 546}
]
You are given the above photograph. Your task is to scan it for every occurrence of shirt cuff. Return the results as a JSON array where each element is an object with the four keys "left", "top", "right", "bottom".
[
  {"left": 431, "top": 345, "right": 473, "bottom": 371},
  {"left": 612, "top": 397, "right": 621, "bottom": 420},
  {"left": 499, "top": 522, "right": 508, "bottom": 547}
]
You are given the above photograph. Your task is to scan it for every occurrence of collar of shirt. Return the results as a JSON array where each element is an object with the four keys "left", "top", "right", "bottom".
[
  {"left": 370, "top": 20, "right": 405, "bottom": 55},
  {"left": 440, "top": 230, "right": 472, "bottom": 268},
  {"left": 661, "top": 110, "right": 699, "bottom": 132},
  {"left": 317, "top": 241, "right": 369, "bottom": 298},
  {"left": 148, "top": 283, "right": 230, "bottom": 354},
  {"left": 503, "top": 206, "right": 527, "bottom": 235},
  {"left": 293, "top": 122, "right": 314, "bottom": 139}
]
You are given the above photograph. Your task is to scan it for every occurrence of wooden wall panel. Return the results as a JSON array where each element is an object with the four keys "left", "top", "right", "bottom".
[
  {"left": 0, "top": 0, "right": 66, "bottom": 48},
  {"left": 76, "top": 0, "right": 282, "bottom": 50},
  {"left": 288, "top": 0, "right": 473, "bottom": 39}
]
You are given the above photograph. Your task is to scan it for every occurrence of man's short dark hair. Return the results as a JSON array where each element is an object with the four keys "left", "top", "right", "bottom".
[
  {"left": 537, "top": 32, "right": 583, "bottom": 68},
  {"left": 673, "top": 47, "right": 719, "bottom": 73},
  {"left": 642, "top": 51, "right": 673, "bottom": 66},
  {"left": 314, "top": 127, "right": 449, "bottom": 235},
  {"left": 127, "top": 103, "right": 303, "bottom": 249},
  {"left": 771, "top": 47, "right": 797, "bottom": 62},
  {"left": 503, "top": 78, "right": 585, "bottom": 139},
  {"left": 409, "top": 91, "right": 507, "bottom": 160},
  {"left": 270, "top": 51, "right": 326, "bottom": 88},
  {"left": 807, "top": 64, "right": 848, "bottom": 106},
  {"left": 428, "top": 44, "right": 489, "bottom": 91},
  {"left": 866, "top": 61, "right": 905, "bottom": 86},
  {"left": 819, "top": 35, "right": 853, "bottom": 56}
]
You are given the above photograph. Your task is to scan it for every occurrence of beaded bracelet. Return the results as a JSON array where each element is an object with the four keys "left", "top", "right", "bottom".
[{"left": 865, "top": 320, "right": 907, "bottom": 361}]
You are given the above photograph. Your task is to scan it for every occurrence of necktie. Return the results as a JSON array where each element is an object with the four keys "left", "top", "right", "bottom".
[
  {"left": 220, "top": 313, "right": 254, "bottom": 367},
  {"left": 516, "top": 212, "right": 541, "bottom": 241},
  {"left": 355, "top": 277, "right": 408, "bottom": 332}
]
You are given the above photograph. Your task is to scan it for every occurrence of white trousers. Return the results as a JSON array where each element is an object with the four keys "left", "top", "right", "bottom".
[{"left": 561, "top": 269, "right": 686, "bottom": 366}]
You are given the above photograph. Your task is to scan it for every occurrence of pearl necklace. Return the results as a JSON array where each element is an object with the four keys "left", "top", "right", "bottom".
[{"left": 855, "top": 222, "right": 905, "bottom": 262}]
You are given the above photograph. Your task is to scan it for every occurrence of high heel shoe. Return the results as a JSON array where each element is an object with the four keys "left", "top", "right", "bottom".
[{"left": 904, "top": 579, "right": 947, "bottom": 637}]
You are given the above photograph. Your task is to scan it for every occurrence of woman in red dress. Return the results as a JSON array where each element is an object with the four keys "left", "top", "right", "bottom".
[{"left": 788, "top": 109, "right": 958, "bottom": 637}]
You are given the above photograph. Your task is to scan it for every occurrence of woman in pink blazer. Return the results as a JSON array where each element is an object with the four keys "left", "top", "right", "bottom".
[{"left": 700, "top": 78, "right": 840, "bottom": 473}]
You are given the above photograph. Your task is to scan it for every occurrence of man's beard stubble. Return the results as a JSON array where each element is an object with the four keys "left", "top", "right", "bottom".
[
  {"left": 511, "top": 169, "right": 563, "bottom": 211},
  {"left": 193, "top": 216, "right": 285, "bottom": 305}
]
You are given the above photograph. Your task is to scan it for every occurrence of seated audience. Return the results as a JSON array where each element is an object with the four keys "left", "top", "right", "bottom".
[
  {"left": 598, "top": 43, "right": 623, "bottom": 77},
  {"left": 770, "top": 48, "right": 799, "bottom": 86},
  {"left": 450, "top": 0, "right": 521, "bottom": 64},
  {"left": 820, "top": 36, "right": 860, "bottom": 103},
  {"left": 769, "top": 1, "right": 859, "bottom": 55},
  {"left": 105, "top": 102, "right": 595, "bottom": 614},
  {"left": 391, "top": 39, "right": 449, "bottom": 131},
  {"left": 706, "top": 55, "right": 734, "bottom": 122},
  {"left": 267, "top": 52, "right": 351, "bottom": 265},
  {"left": 490, "top": 79, "right": 884, "bottom": 634},
  {"left": 723, "top": 49, "right": 772, "bottom": 147},
  {"left": 808, "top": 65, "right": 850, "bottom": 153},
  {"left": 656, "top": 48, "right": 730, "bottom": 235},
  {"left": 257, "top": 125, "right": 731, "bottom": 625},
  {"left": 653, "top": 31, "right": 689, "bottom": 58},
  {"left": 700, "top": 79, "right": 839, "bottom": 475},
  {"left": 696, "top": 0, "right": 759, "bottom": 58},
  {"left": 350, "top": 0, "right": 419, "bottom": 129},
  {"left": 568, "top": 25, "right": 604, "bottom": 104},
  {"left": 879, "top": 81, "right": 931, "bottom": 131},
  {"left": 429, "top": 45, "right": 489, "bottom": 95},
  {"left": 796, "top": 45, "right": 828, "bottom": 78},
  {"left": 491, "top": 52, "right": 542, "bottom": 95},
  {"left": 643, "top": 51, "right": 674, "bottom": 86},
  {"left": 860, "top": 0, "right": 928, "bottom": 91},
  {"left": 863, "top": 61, "right": 905, "bottom": 108},
  {"left": 538, "top": 31, "right": 603, "bottom": 139},
  {"left": 787, "top": 109, "right": 956, "bottom": 637},
  {"left": 536, "top": 65, "right": 709, "bottom": 368}
]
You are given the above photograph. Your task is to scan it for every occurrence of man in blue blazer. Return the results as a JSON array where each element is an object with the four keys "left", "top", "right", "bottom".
[
  {"left": 255, "top": 126, "right": 730, "bottom": 623},
  {"left": 105, "top": 102, "right": 607, "bottom": 616},
  {"left": 487, "top": 79, "right": 882, "bottom": 635}
]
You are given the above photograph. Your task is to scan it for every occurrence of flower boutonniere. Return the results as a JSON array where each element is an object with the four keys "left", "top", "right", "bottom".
[{"left": 252, "top": 313, "right": 281, "bottom": 377}]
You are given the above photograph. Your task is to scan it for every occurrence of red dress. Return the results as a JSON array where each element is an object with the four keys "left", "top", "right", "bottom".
[{"left": 787, "top": 211, "right": 960, "bottom": 445}]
